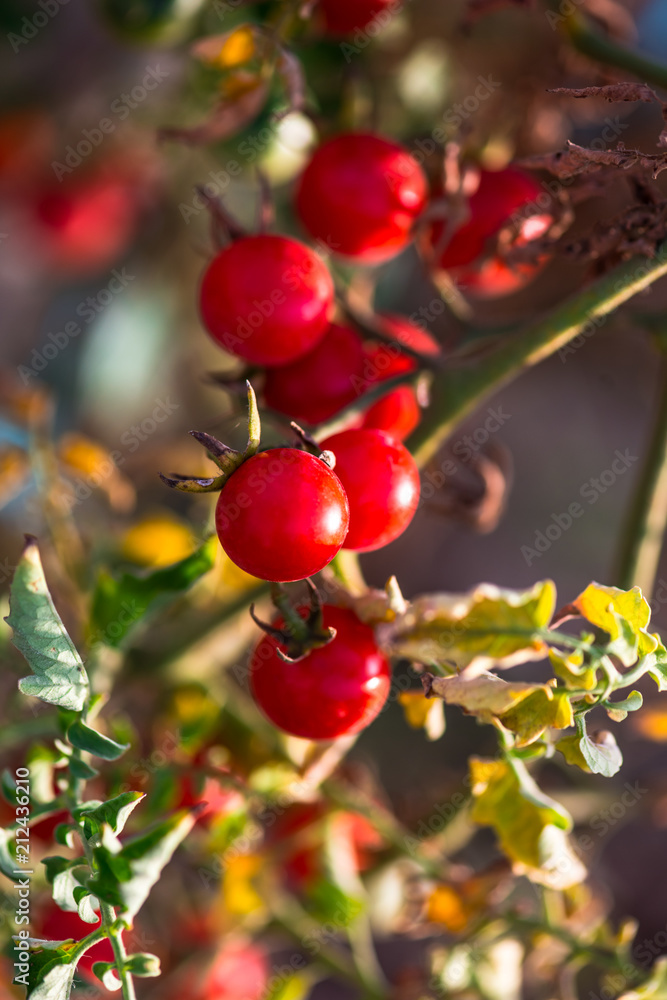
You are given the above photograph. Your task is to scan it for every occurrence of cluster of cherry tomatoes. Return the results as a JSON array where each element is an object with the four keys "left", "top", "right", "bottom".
[{"left": 194, "top": 120, "right": 551, "bottom": 743}]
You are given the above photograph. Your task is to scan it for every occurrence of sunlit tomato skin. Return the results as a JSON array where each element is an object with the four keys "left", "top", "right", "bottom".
[
  {"left": 215, "top": 449, "right": 349, "bottom": 582},
  {"left": 263, "top": 322, "right": 364, "bottom": 425},
  {"left": 199, "top": 235, "right": 334, "bottom": 367},
  {"left": 359, "top": 314, "right": 440, "bottom": 440},
  {"left": 251, "top": 605, "right": 391, "bottom": 740},
  {"left": 296, "top": 133, "right": 427, "bottom": 264},
  {"left": 32, "top": 176, "right": 138, "bottom": 276},
  {"left": 427, "top": 167, "right": 552, "bottom": 297},
  {"left": 320, "top": 429, "right": 420, "bottom": 551},
  {"left": 318, "top": 0, "right": 397, "bottom": 34}
]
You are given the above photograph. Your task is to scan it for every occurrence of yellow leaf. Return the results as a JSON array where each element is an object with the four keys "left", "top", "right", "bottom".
[
  {"left": 121, "top": 514, "right": 196, "bottom": 569},
  {"left": 58, "top": 433, "right": 135, "bottom": 512},
  {"left": 499, "top": 688, "right": 573, "bottom": 747},
  {"left": 549, "top": 647, "right": 597, "bottom": 691},
  {"left": 387, "top": 580, "right": 556, "bottom": 674},
  {"left": 0, "top": 446, "right": 29, "bottom": 506},
  {"left": 398, "top": 691, "right": 445, "bottom": 740},
  {"left": 222, "top": 854, "right": 264, "bottom": 916},
  {"left": 469, "top": 757, "right": 584, "bottom": 889}
]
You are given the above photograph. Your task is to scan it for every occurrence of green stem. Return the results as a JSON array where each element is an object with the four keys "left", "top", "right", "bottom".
[
  {"left": 69, "top": 927, "right": 108, "bottom": 963},
  {"left": 408, "top": 247, "right": 667, "bottom": 467},
  {"left": 564, "top": 13, "right": 667, "bottom": 91},
  {"left": 100, "top": 900, "right": 136, "bottom": 1000},
  {"left": 614, "top": 357, "right": 667, "bottom": 596}
]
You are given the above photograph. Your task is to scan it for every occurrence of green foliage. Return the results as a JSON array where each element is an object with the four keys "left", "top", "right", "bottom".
[
  {"left": 89, "top": 535, "right": 217, "bottom": 648},
  {"left": 87, "top": 810, "right": 198, "bottom": 920},
  {"left": 5, "top": 538, "right": 89, "bottom": 710}
]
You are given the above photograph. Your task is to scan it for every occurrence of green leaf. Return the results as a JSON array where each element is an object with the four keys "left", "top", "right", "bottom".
[
  {"left": 89, "top": 536, "right": 217, "bottom": 649},
  {"left": 576, "top": 717, "right": 623, "bottom": 777},
  {"left": 469, "top": 756, "right": 585, "bottom": 889},
  {"left": 74, "top": 792, "right": 144, "bottom": 835},
  {"left": 604, "top": 689, "right": 643, "bottom": 723},
  {"left": 265, "top": 970, "right": 319, "bottom": 1000},
  {"left": 91, "top": 962, "right": 122, "bottom": 991},
  {"left": 87, "top": 809, "right": 198, "bottom": 920},
  {"left": 19, "top": 938, "right": 80, "bottom": 999},
  {"left": 573, "top": 583, "right": 658, "bottom": 667},
  {"left": 72, "top": 885, "right": 99, "bottom": 924},
  {"left": 67, "top": 721, "right": 129, "bottom": 761},
  {"left": 5, "top": 537, "right": 89, "bottom": 711},
  {"left": 68, "top": 757, "right": 99, "bottom": 781},
  {"left": 54, "top": 825, "right": 77, "bottom": 850},
  {"left": 43, "top": 857, "right": 88, "bottom": 912},
  {"left": 387, "top": 581, "right": 556, "bottom": 673},
  {"left": 124, "top": 953, "right": 161, "bottom": 977},
  {"left": 618, "top": 957, "right": 667, "bottom": 998}
]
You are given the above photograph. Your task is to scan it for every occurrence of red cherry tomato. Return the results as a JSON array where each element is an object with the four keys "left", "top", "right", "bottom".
[
  {"left": 176, "top": 771, "right": 245, "bottom": 827},
  {"left": 359, "top": 314, "right": 440, "bottom": 440},
  {"left": 318, "top": 0, "right": 398, "bottom": 34},
  {"left": 296, "top": 133, "right": 427, "bottom": 264},
  {"left": 200, "top": 235, "right": 334, "bottom": 366},
  {"left": 263, "top": 322, "right": 365, "bottom": 425},
  {"left": 320, "top": 428, "right": 420, "bottom": 551},
  {"left": 251, "top": 605, "right": 391, "bottom": 740},
  {"left": 215, "top": 449, "right": 349, "bottom": 582},
  {"left": 426, "top": 167, "right": 552, "bottom": 297},
  {"left": 200, "top": 942, "right": 268, "bottom": 1000},
  {"left": 32, "top": 176, "right": 138, "bottom": 276}
]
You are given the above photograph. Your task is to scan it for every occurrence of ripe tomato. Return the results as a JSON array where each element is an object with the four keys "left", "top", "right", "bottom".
[
  {"left": 176, "top": 770, "right": 245, "bottom": 827},
  {"left": 295, "top": 133, "right": 427, "bottom": 264},
  {"left": 263, "top": 322, "right": 365, "bottom": 425},
  {"left": 318, "top": 0, "right": 398, "bottom": 34},
  {"left": 200, "top": 234, "right": 334, "bottom": 366},
  {"left": 426, "top": 166, "right": 552, "bottom": 297},
  {"left": 320, "top": 428, "right": 420, "bottom": 551},
  {"left": 251, "top": 605, "right": 391, "bottom": 740},
  {"left": 215, "top": 449, "right": 349, "bottom": 582},
  {"left": 32, "top": 175, "right": 139, "bottom": 277},
  {"left": 359, "top": 314, "right": 439, "bottom": 440}
]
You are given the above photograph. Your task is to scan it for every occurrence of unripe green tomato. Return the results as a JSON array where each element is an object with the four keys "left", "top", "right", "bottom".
[{"left": 98, "top": 0, "right": 206, "bottom": 45}]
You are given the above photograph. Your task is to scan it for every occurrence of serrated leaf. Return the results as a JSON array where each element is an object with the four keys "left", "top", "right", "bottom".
[
  {"left": 67, "top": 721, "right": 129, "bottom": 761},
  {"left": 88, "top": 810, "right": 197, "bottom": 920},
  {"left": 576, "top": 717, "right": 623, "bottom": 777},
  {"left": 89, "top": 536, "right": 217, "bottom": 649},
  {"left": 5, "top": 538, "right": 89, "bottom": 711},
  {"left": 469, "top": 756, "right": 585, "bottom": 889},
  {"left": 387, "top": 581, "right": 556, "bottom": 674},
  {"left": 74, "top": 792, "right": 144, "bottom": 835}
]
